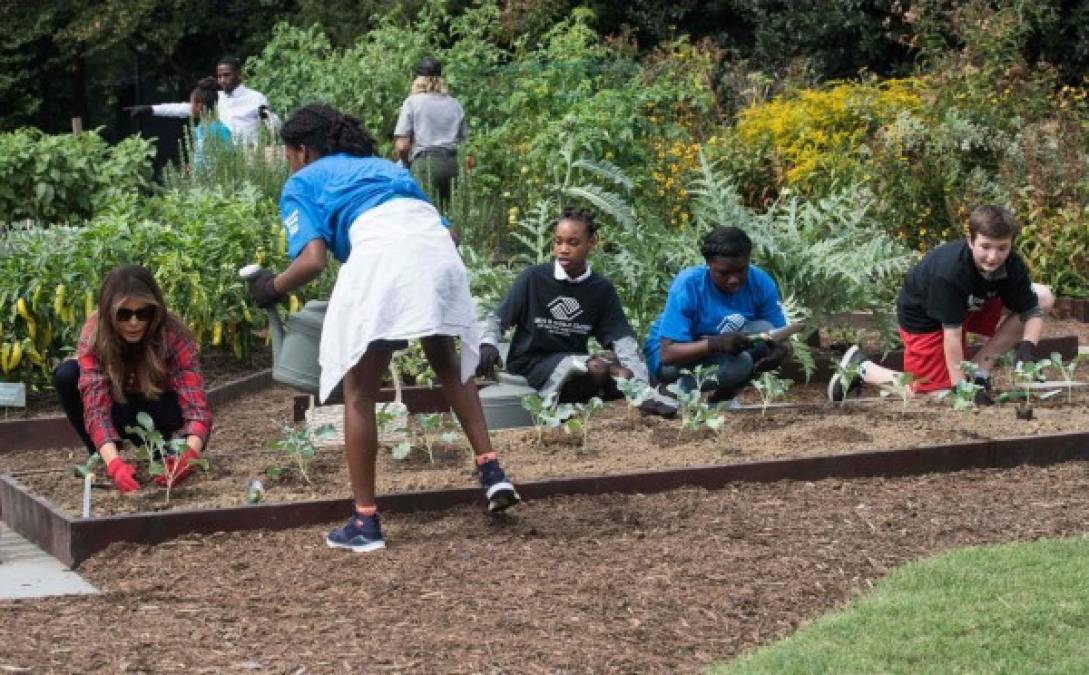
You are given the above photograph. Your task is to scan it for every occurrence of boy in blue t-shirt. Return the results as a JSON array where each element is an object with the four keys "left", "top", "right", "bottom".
[{"left": 643, "top": 226, "right": 791, "bottom": 401}]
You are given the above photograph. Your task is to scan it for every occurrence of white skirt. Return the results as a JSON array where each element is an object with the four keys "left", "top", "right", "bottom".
[{"left": 318, "top": 198, "right": 481, "bottom": 402}]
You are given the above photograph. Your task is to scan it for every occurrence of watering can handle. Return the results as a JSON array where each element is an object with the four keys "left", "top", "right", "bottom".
[{"left": 238, "top": 264, "right": 286, "bottom": 341}]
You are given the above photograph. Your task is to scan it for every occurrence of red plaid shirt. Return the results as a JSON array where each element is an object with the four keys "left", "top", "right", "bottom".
[{"left": 76, "top": 314, "right": 212, "bottom": 450}]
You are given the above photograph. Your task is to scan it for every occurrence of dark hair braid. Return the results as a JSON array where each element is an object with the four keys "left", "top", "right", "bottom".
[
  {"left": 552, "top": 205, "right": 598, "bottom": 238},
  {"left": 280, "top": 104, "right": 377, "bottom": 158},
  {"left": 699, "top": 226, "right": 752, "bottom": 260}
]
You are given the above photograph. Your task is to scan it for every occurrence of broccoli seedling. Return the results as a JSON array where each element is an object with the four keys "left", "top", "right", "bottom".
[
  {"left": 750, "top": 371, "right": 793, "bottom": 416},
  {"left": 878, "top": 372, "right": 916, "bottom": 410},
  {"left": 666, "top": 365, "right": 726, "bottom": 432},
  {"left": 126, "top": 411, "right": 209, "bottom": 503},
  {"left": 562, "top": 396, "right": 604, "bottom": 450},
  {"left": 267, "top": 423, "right": 335, "bottom": 485},
  {"left": 521, "top": 392, "right": 575, "bottom": 443}
]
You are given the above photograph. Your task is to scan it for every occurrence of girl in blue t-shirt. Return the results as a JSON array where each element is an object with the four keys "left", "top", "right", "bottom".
[
  {"left": 187, "top": 77, "right": 231, "bottom": 168},
  {"left": 247, "top": 104, "right": 519, "bottom": 553},
  {"left": 643, "top": 226, "right": 793, "bottom": 402}
]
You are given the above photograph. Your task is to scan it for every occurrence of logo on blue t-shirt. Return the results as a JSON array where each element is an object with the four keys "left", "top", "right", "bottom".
[
  {"left": 548, "top": 296, "right": 583, "bottom": 321},
  {"left": 284, "top": 210, "right": 300, "bottom": 237},
  {"left": 716, "top": 313, "right": 747, "bottom": 334}
]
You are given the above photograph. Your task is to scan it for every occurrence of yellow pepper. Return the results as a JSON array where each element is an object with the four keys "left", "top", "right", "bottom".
[
  {"left": 16, "top": 297, "right": 29, "bottom": 321},
  {"left": 8, "top": 341, "right": 22, "bottom": 370},
  {"left": 54, "top": 284, "right": 66, "bottom": 317},
  {"left": 212, "top": 321, "right": 223, "bottom": 346},
  {"left": 289, "top": 295, "right": 301, "bottom": 313}
]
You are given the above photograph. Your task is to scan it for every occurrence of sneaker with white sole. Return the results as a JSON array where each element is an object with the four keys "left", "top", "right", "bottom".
[
  {"left": 828, "top": 345, "right": 865, "bottom": 403},
  {"left": 325, "top": 512, "right": 386, "bottom": 552},
  {"left": 478, "top": 459, "right": 521, "bottom": 513}
]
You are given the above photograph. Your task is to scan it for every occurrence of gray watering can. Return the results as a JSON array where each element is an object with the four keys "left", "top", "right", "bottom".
[{"left": 239, "top": 264, "right": 326, "bottom": 395}]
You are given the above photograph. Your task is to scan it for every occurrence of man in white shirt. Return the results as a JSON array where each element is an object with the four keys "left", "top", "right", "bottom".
[{"left": 126, "top": 57, "right": 280, "bottom": 144}]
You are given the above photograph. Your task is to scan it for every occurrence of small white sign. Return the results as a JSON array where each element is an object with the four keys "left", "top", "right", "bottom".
[{"left": 0, "top": 383, "right": 26, "bottom": 408}]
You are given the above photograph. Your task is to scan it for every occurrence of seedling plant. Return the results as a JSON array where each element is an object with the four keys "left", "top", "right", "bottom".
[
  {"left": 521, "top": 392, "right": 575, "bottom": 443},
  {"left": 266, "top": 423, "right": 335, "bottom": 485},
  {"left": 562, "top": 396, "right": 604, "bottom": 451},
  {"left": 1045, "top": 352, "right": 1088, "bottom": 403},
  {"left": 943, "top": 362, "right": 983, "bottom": 412},
  {"left": 125, "top": 411, "right": 209, "bottom": 503},
  {"left": 878, "top": 372, "right": 917, "bottom": 410},
  {"left": 750, "top": 371, "right": 793, "bottom": 416},
  {"left": 614, "top": 376, "right": 660, "bottom": 421},
  {"left": 831, "top": 356, "right": 863, "bottom": 406},
  {"left": 666, "top": 364, "right": 726, "bottom": 433}
]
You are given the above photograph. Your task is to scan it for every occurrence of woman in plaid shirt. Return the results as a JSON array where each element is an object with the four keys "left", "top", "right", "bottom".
[{"left": 53, "top": 264, "right": 212, "bottom": 493}]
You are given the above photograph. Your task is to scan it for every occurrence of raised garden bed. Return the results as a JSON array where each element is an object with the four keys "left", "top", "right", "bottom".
[
  {"left": 5, "top": 378, "right": 1089, "bottom": 566},
  {"left": 1056, "top": 297, "right": 1089, "bottom": 323}
]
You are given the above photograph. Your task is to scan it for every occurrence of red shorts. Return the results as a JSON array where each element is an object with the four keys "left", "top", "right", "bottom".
[{"left": 900, "top": 297, "right": 1004, "bottom": 392}]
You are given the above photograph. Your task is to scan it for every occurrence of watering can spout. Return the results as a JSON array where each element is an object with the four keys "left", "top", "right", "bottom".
[{"left": 239, "top": 264, "right": 285, "bottom": 366}]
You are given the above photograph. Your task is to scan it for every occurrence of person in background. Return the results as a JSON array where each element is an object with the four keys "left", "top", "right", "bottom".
[
  {"left": 828, "top": 204, "right": 1054, "bottom": 404},
  {"left": 187, "top": 76, "right": 231, "bottom": 167},
  {"left": 393, "top": 56, "right": 467, "bottom": 211},
  {"left": 248, "top": 104, "right": 518, "bottom": 553},
  {"left": 126, "top": 56, "right": 280, "bottom": 145},
  {"left": 53, "top": 264, "right": 212, "bottom": 493},
  {"left": 644, "top": 226, "right": 792, "bottom": 405},
  {"left": 477, "top": 206, "right": 677, "bottom": 417}
]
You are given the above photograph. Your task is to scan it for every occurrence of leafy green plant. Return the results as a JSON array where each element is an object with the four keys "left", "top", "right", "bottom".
[
  {"left": 878, "top": 372, "right": 917, "bottom": 410},
  {"left": 945, "top": 361, "right": 983, "bottom": 412},
  {"left": 415, "top": 412, "right": 460, "bottom": 464},
  {"left": 751, "top": 371, "right": 793, "bottom": 416},
  {"left": 521, "top": 392, "right": 575, "bottom": 443},
  {"left": 831, "top": 356, "right": 864, "bottom": 407},
  {"left": 267, "top": 423, "right": 335, "bottom": 485},
  {"left": 125, "top": 411, "right": 209, "bottom": 503},
  {"left": 615, "top": 376, "right": 654, "bottom": 419},
  {"left": 561, "top": 396, "right": 603, "bottom": 451},
  {"left": 666, "top": 365, "right": 726, "bottom": 432},
  {"left": 1045, "top": 352, "right": 1087, "bottom": 403},
  {"left": 72, "top": 452, "right": 103, "bottom": 480}
]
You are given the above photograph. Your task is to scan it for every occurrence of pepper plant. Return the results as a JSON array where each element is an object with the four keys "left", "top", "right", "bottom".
[{"left": 125, "top": 411, "right": 209, "bottom": 503}]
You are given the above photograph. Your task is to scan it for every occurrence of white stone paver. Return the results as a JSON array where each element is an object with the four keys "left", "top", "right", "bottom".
[{"left": 0, "top": 523, "right": 98, "bottom": 600}]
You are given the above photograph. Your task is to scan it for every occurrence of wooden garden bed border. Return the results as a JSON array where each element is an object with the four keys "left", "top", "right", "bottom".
[
  {"left": 0, "top": 369, "right": 273, "bottom": 454},
  {"left": 1056, "top": 297, "right": 1089, "bottom": 323},
  {"left": 3, "top": 428, "right": 1089, "bottom": 568}
]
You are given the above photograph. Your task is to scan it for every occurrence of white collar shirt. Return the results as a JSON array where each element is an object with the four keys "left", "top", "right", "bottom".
[{"left": 553, "top": 260, "right": 593, "bottom": 283}]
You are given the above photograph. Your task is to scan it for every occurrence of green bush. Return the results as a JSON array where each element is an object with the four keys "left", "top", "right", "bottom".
[{"left": 0, "top": 128, "right": 154, "bottom": 225}]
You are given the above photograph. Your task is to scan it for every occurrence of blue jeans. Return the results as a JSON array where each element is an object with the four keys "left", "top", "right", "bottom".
[{"left": 657, "top": 320, "right": 775, "bottom": 395}]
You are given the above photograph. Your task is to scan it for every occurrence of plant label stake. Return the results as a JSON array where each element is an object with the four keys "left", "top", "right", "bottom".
[{"left": 81, "top": 474, "right": 93, "bottom": 518}]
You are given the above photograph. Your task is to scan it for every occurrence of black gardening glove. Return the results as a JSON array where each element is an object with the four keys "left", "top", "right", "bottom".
[
  {"left": 972, "top": 376, "right": 994, "bottom": 406},
  {"left": 476, "top": 343, "right": 502, "bottom": 377},
  {"left": 123, "top": 105, "right": 153, "bottom": 118},
  {"left": 258, "top": 105, "right": 270, "bottom": 120},
  {"left": 753, "top": 340, "right": 790, "bottom": 373},
  {"left": 704, "top": 332, "right": 750, "bottom": 355},
  {"left": 638, "top": 397, "right": 678, "bottom": 419},
  {"left": 1014, "top": 340, "right": 1037, "bottom": 365},
  {"left": 247, "top": 269, "right": 284, "bottom": 308}
]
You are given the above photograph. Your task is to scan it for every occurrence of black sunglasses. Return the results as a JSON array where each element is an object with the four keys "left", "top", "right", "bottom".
[{"left": 115, "top": 306, "right": 157, "bottom": 322}]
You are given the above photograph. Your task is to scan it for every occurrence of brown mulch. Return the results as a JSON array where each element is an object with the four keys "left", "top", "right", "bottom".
[{"left": 1, "top": 462, "right": 1087, "bottom": 672}]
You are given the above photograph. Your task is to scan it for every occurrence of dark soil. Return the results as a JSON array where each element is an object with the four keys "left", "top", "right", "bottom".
[{"left": 2, "top": 462, "right": 1087, "bottom": 672}]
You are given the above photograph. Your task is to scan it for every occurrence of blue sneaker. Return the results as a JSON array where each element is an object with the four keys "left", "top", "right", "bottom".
[
  {"left": 478, "top": 459, "right": 521, "bottom": 513},
  {"left": 325, "top": 512, "right": 386, "bottom": 552}
]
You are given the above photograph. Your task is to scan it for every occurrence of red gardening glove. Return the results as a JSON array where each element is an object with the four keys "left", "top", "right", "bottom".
[
  {"left": 106, "top": 457, "right": 140, "bottom": 493},
  {"left": 154, "top": 448, "right": 201, "bottom": 488}
]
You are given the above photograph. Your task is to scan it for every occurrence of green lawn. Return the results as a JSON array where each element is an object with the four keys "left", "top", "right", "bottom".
[{"left": 715, "top": 537, "right": 1089, "bottom": 675}]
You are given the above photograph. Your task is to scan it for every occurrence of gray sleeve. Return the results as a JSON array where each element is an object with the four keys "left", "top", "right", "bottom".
[
  {"left": 393, "top": 99, "right": 413, "bottom": 137},
  {"left": 612, "top": 336, "right": 649, "bottom": 384},
  {"left": 457, "top": 103, "right": 468, "bottom": 142}
]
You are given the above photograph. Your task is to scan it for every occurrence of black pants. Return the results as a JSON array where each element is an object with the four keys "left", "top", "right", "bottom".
[
  {"left": 411, "top": 151, "right": 458, "bottom": 210},
  {"left": 53, "top": 359, "right": 184, "bottom": 456}
]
